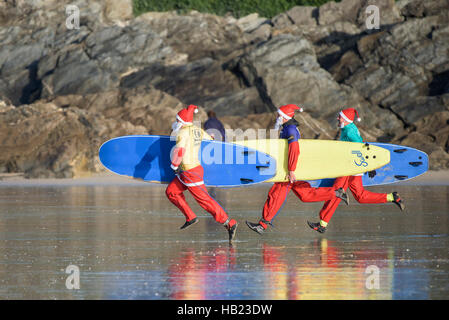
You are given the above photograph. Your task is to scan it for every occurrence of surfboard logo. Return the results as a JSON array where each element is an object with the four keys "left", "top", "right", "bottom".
[{"left": 352, "top": 150, "right": 368, "bottom": 167}]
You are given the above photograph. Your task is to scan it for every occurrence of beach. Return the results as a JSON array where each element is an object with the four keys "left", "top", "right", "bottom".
[
  {"left": 1, "top": 170, "right": 448, "bottom": 299},
  {"left": 2, "top": 170, "right": 449, "bottom": 186}
]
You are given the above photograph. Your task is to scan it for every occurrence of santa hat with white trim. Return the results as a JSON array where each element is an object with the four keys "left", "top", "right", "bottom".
[
  {"left": 277, "top": 104, "right": 304, "bottom": 120},
  {"left": 176, "top": 104, "right": 199, "bottom": 125},
  {"left": 339, "top": 107, "right": 361, "bottom": 123}
]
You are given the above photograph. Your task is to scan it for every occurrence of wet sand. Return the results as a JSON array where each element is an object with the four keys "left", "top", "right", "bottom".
[
  {"left": 0, "top": 171, "right": 448, "bottom": 299},
  {"left": 1, "top": 169, "right": 449, "bottom": 186}
]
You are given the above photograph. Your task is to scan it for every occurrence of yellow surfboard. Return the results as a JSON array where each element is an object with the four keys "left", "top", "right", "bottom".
[{"left": 234, "top": 139, "right": 390, "bottom": 182}]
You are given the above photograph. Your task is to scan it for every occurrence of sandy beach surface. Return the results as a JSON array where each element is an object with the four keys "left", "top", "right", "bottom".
[
  {"left": 1, "top": 169, "right": 448, "bottom": 299},
  {"left": 1, "top": 170, "right": 448, "bottom": 186},
  {"left": 1, "top": 170, "right": 448, "bottom": 299}
]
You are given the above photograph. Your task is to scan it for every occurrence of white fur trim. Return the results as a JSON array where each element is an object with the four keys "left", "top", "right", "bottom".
[
  {"left": 339, "top": 111, "right": 353, "bottom": 123},
  {"left": 170, "top": 164, "right": 178, "bottom": 170},
  {"left": 176, "top": 114, "right": 192, "bottom": 125},
  {"left": 277, "top": 109, "right": 292, "bottom": 120},
  {"left": 177, "top": 176, "right": 204, "bottom": 187}
]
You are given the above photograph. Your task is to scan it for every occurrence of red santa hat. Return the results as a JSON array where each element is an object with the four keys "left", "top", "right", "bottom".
[
  {"left": 339, "top": 107, "right": 361, "bottom": 123},
  {"left": 277, "top": 104, "right": 304, "bottom": 120},
  {"left": 176, "top": 104, "right": 199, "bottom": 125}
]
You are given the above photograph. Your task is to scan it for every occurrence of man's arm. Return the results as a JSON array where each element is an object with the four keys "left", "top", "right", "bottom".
[
  {"left": 288, "top": 140, "right": 300, "bottom": 172},
  {"left": 170, "top": 147, "right": 185, "bottom": 171},
  {"left": 170, "top": 132, "right": 187, "bottom": 170},
  {"left": 286, "top": 127, "right": 300, "bottom": 183},
  {"left": 202, "top": 129, "right": 214, "bottom": 141}
]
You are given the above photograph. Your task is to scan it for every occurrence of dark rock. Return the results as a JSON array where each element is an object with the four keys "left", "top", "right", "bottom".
[
  {"left": 428, "top": 70, "right": 449, "bottom": 96},
  {"left": 390, "top": 94, "right": 449, "bottom": 125},
  {"left": 318, "top": 0, "right": 362, "bottom": 26},
  {"left": 120, "top": 57, "right": 265, "bottom": 115},
  {"left": 136, "top": 11, "right": 246, "bottom": 61},
  {"left": 286, "top": 6, "right": 318, "bottom": 26},
  {"left": 200, "top": 87, "right": 267, "bottom": 116},
  {"left": 40, "top": 47, "right": 116, "bottom": 99},
  {"left": 329, "top": 50, "right": 363, "bottom": 82},
  {"left": 345, "top": 65, "right": 425, "bottom": 107},
  {"left": 236, "top": 13, "right": 270, "bottom": 33},
  {"left": 356, "top": 0, "right": 403, "bottom": 28},
  {"left": 400, "top": 0, "right": 449, "bottom": 18},
  {"left": 1, "top": 0, "right": 449, "bottom": 176},
  {"left": 356, "top": 30, "right": 386, "bottom": 57},
  {"left": 0, "top": 85, "right": 186, "bottom": 178},
  {"left": 236, "top": 34, "right": 361, "bottom": 121}
]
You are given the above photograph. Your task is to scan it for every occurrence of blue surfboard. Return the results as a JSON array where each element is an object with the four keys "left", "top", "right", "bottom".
[
  {"left": 99, "top": 135, "right": 276, "bottom": 187},
  {"left": 306, "top": 142, "right": 429, "bottom": 187}
]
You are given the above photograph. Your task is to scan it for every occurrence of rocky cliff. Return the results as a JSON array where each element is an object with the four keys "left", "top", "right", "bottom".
[{"left": 0, "top": 0, "right": 448, "bottom": 178}]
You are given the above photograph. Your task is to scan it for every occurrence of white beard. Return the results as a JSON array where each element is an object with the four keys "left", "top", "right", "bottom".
[
  {"left": 274, "top": 116, "right": 284, "bottom": 130},
  {"left": 171, "top": 121, "right": 183, "bottom": 134}
]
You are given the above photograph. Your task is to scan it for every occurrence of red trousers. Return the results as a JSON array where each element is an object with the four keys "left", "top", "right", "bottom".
[
  {"left": 319, "top": 175, "right": 387, "bottom": 223},
  {"left": 165, "top": 165, "right": 230, "bottom": 225},
  {"left": 260, "top": 181, "right": 337, "bottom": 229}
]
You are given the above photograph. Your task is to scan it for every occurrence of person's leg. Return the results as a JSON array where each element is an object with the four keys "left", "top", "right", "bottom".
[
  {"left": 188, "top": 184, "right": 235, "bottom": 226},
  {"left": 261, "top": 182, "right": 291, "bottom": 228},
  {"left": 246, "top": 182, "right": 291, "bottom": 234},
  {"left": 349, "top": 176, "right": 387, "bottom": 203},
  {"left": 188, "top": 184, "right": 238, "bottom": 241},
  {"left": 291, "top": 181, "right": 343, "bottom": 202},
  {"left": 349, "top": 176, "right": 405, "bottom": 210},
  {"left": 181, "top": 166, "right": 238, "bottom": 241},
  {"left": 318, "top": 176, "right": 350, "bottom": 225},
  {"left": 165, "top": 177, "right": 198, "bottom": 228}
]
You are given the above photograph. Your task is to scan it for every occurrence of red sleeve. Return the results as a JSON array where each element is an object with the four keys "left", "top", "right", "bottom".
[
  {"left": 171, "top": 147, "right": 185, "bottom": 168},
  {"left": 288, "top": 141, "right": 300, "bottom": 171}
]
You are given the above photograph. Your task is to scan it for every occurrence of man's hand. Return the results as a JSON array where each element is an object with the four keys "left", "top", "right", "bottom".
[
  {"left": 286, "top": 171, "right": 296, "bottom": 184},
  {"left": 171, "top": 164, "right": 182, "bottom": 175}
]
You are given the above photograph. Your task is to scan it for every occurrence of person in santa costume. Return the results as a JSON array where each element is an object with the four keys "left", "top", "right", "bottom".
[
  {"left": 246, "top": 104, "right": 349, "bottom": 235},
  {"left": 307, "top": 107, "right": 405, "bottom": 234},
  {"left": 165, "top": 104, "right": 238, "bottom": 242}
]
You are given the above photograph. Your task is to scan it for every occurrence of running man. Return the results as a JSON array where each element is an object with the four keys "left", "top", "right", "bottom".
[
  {"left": 165, "top": 105, "right": 238, "bottom": 242},
  {"left": 307, "top": 107, "right": 405, "bottom": 233},
  {"left": 246, "top": 104, "right": 349, "bottom": 235}
]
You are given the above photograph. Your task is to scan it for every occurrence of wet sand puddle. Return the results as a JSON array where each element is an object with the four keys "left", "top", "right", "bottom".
[{"left": 0, "top": 183, "right": 448, "bottom": 299}]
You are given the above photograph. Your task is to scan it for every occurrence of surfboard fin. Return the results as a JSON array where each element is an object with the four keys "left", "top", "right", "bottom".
[
  {"left": 256, "top": 163, "right": 271, "bottom": 169},
  {"left": 394, "top": 175, "right": 408, "bottom": 180}
]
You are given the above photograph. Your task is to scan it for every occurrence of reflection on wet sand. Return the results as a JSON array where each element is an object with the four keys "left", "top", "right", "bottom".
[
  {"left": 163, "top": 241, "right": 393, "bottom": 300},
  {"left": 167, "top": 246, "right": 236, "bottom": 299},
  {"left": 0, "top": 184, "right": 448, "bottom": 299}
]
